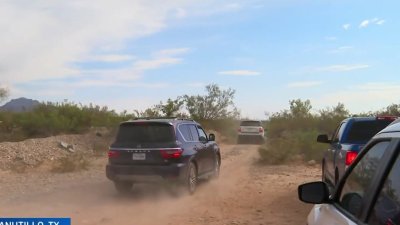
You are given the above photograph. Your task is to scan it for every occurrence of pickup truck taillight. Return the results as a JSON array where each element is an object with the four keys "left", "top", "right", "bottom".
[
  {"left": 238, "top": 127, "right": 242, "bottom": 132},
  {"left": 108, "top": 150, "right": 120, "bottom": 158},
  {"left": 259, "top": 127, "right": 264, "bottom": 133},
  {"left": 345, "top": 151, "right": 358, "bottom": 166}
]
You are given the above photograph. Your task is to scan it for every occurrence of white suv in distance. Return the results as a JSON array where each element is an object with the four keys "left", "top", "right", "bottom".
[{"left": 237, "top": 120, "right": 265, "bottom": 144}]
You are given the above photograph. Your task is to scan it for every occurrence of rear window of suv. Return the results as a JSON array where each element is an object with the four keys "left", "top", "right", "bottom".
[
  {"left": 116, "top": 122, "right": 175, "bottom": 143},
  {"left": 346, "top": 120, "right": 393, "bottom": 143},
  {"left": 240, "top": 121, "right": 262, "bottom": 126}
]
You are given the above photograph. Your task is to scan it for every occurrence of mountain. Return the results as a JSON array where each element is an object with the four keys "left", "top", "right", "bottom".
[{"left": 0, "top": 97, "right": 40, "bottom": 112}]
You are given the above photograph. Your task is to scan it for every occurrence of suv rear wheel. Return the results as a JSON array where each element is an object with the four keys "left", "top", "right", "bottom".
[{"left": 187, "top": 162, "right": 197, "bottom": 194}]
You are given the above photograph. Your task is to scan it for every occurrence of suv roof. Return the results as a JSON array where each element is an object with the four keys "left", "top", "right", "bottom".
[
  {"left": 123, "top": 117, "right": 196, "bottom": 124},
  {"left": 344, "top": 116, "right": 398, "bottom": 122}
]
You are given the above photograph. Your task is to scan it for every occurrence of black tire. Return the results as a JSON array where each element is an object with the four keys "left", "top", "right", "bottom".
[
  {"left": 114, "top": 181, "right": 133, "bottom": 194},
  {"left": 210, "top": 155, "right": 220, "bottom": 180},
  {"left": 186, "top": 162, "right": 198, "bottom": 195}
]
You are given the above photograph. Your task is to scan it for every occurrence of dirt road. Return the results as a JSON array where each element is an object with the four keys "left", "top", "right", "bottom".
[{"left": 0, "top": 144, "right": 320, "bottom": 225}]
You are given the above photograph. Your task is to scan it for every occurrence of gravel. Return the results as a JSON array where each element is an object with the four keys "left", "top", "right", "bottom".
[{"left": 0, "top": 131, "right": 112, "bottom": 171}]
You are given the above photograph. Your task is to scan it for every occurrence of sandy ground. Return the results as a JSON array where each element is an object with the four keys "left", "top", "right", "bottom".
[{"left": 0, "top": 144, "right": 320, "bottom": 225}]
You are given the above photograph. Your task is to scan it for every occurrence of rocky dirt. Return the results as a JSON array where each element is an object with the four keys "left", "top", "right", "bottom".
[
  {"left": 0, "top": 143, "right": 320, "bottom": 225},
  {"left": 0, "top": 129, "right": 112, "bottom": 171}
]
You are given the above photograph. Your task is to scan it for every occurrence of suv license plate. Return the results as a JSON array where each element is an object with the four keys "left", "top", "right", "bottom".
[{"left": 132, "top": 153, "right": 146, "bottom": 160}]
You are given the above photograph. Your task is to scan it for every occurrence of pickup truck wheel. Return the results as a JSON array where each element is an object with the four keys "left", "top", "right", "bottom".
[{"left": 114, "top": 181, "right": 133, "bottom": 194}]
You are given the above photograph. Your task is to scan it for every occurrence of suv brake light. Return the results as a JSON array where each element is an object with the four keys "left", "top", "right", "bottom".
[
  {"left": 259, "top": 127, "right": 264, "bottom": 133},
  {"left": 345, "top": 151, "right": 358, "bottom": 165},
  {"left": 108, "top": 150, "right": 120, "bottom": 158},
  {"left": 376, "top": 115, "right": 397, "bottom": 121},
  {"left": 160, "top": 148, "right": 183, "bottom": 159},
  {"left": 238, "top": 127, "right": 241, "bottom": 132}
]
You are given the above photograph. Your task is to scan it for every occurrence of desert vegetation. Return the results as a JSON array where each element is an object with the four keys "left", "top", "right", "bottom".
[
  {"left": 259, "top": 99, "right": 400, "bottom": 164},
  {"left": 2, "top": 84, "right": 400, "bottom": 166},
  {"left": 0, "top": 84, "right": 240, "bottom": 142}
]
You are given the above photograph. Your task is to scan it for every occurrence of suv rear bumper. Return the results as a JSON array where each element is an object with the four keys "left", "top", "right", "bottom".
[{"left": 106, "top": 163, "right": 188, "bottom": 183}]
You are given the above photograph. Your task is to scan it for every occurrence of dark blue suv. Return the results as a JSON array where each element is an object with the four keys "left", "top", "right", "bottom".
[
  {"left": 106, "top": 117, "right": 221, "bottom": 195},
  {"left": 317, "top": 116, "right": 397, "bottom": 186}
]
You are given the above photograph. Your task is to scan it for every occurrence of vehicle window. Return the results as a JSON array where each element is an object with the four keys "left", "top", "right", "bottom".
[
  {"left": 189, "top": 125, "right": 200, "bottom": 142},
  {"left": 369, "top": 151, "right": 400, "bottom": 225},
  {"left": 333, "top": 122, "right": 346, "bottom": 143},
  {"left": 346, "top": 121, "right": 393, "bottom": 143},
  {"left": 179, "top": 124, "right": 193, "bottom": 141},
  {"left": 338, "top": 141, "right": 389, "bottom": 218},
  {"left": 197, "top": 126, "right": 207, "bottom": 140},
  {"left": 116, "top": 123, "right": 175, "bottom": 143},
  {"left": 240, "top": 121, "right": 261, "bottom": 126}
]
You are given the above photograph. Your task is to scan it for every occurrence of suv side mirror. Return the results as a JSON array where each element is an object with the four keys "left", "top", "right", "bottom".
[
  {"left": 208, "top": 133, "right": 216, "bottom": 141},
  {"left": 298, "top": 181, "right": 330, "bottom": 204},
  {"left": 317, "top": 134, "right": 330, "bottom": 143}
]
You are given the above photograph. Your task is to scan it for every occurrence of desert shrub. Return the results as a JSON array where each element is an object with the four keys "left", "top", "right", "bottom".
[
  {"left": 259, "top": 100, "right": 349, "bottom": 164},
  {"left": 0, "top": 102, "right": 130, "bottom": 142},
  {"left": 51, "top": 153, "right": 90, "bottom": 173},
  {"left": 198, "top": 118, "right": 240, "bottom": 144},
  {"left": 258, "top": 139, "right": 297, "bottom": 164}
]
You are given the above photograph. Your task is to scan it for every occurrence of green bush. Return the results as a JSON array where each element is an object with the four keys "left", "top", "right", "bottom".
[
  {"left": 259, "top": 100, "right": 349, "bottom": 164},
  {"left": 0, "top": 102, "right": 130, "bottom": 142}
]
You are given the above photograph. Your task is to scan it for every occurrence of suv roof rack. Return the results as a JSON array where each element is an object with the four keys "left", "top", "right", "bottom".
[{"left": 130, "top": 117, "right": 194, "bottom": 121}]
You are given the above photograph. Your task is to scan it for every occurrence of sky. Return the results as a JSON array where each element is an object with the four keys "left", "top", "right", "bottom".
[{"left": 1, "top": 0, "right": 400, "bottom": 119}]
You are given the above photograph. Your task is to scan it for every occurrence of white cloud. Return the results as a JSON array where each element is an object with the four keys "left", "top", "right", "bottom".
[
  {"left": 133, "top": 58, "right": 183, "bottom": 71},
  {"left": 85, "top": 54, "right": 136, "bottom": 62},
  {"left": 2, "top": 1, "right": 246, "bottom": 84},
  {"left": 154, "top": 48, "right": 191, "bottom": 57},
  {"left": 359, "top": 18, "right": 386, "bottom": 28},
  {"left": 218, "top": 70, "right": 261, "bottom": 76},
  {"left": 314, "top": 64, "right": 370, "bottom": 72},
  {"left": 224, "top": 3, "right": 242, "bottom": 10},
  {"left": 313, "top": 83, "right": 400, "bottom": 113},
  {"left": 359, "top": 20, "right": 370, "bottom": 28},
  {"left": 287, "top": 81, "right": 323, "bottom": 88},
  {"left": 376, "top": 20, "right": 385, "bottom": 25},
  {"left": 371, "top": 18, "right": 379, "bottom": 23},
  {"left": 175, "top": 8, "right": 187, "bottom": 18},
  {"left": 328, "top": 46, "right": 354, "bottom": 54},
  {"left": 342, "top": 24, "right": 351, "bottom": 30}
]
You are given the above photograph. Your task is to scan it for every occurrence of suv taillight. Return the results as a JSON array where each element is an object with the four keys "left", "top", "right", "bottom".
[
  {"left": 238, "top": 127, "right": 241, "bottom": 132},
  {"left": 108, "top": 150, "right": 120, "bottom": 158},
  {"left": 160, "top": 148, "right": 183, "bottom": 159},
  {"left": 259, "top": 127, "right": 264, "bottom": 133},
  {"left": 345, "top": 151, "right": 358, "bottom": 166}
]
